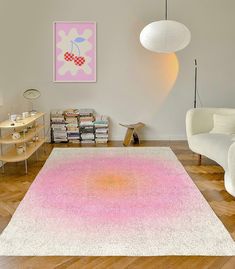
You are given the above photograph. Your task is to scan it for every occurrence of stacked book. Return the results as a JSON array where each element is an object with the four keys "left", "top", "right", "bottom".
[
  {"left": 79, "top": 109, "right": 95, "bottom": 144},
  {"left": 94, "top": 115, "right": 109, "bottom": 144},
  {"left": 51, "top": 110, "right": 67, "bottom": 143},
  {"left": 64, "top": 109, "right": 80, "bottom": 143},
  {"left": 50, "top": 108, "right": 110, "bottom": 144}
]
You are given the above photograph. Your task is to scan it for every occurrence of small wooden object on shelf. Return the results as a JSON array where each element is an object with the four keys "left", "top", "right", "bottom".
[
  {"left": 120, "top": 122, "right": 145, "bottom": 146},
  {"left": 0, "top": 112, "right": 46, "bottom": 174}
]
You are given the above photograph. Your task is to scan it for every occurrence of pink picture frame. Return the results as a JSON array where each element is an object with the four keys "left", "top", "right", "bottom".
[{"left": 54, "top": 21, "right": 96, "bottom": 82}]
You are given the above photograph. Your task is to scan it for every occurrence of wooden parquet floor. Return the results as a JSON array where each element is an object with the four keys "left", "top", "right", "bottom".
[{"left": 0, "top": 141, "right": 235, "bottom": 269}]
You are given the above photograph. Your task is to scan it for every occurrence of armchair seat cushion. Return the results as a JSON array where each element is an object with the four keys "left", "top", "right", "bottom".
[{"left": 189, "top": 133, "right": 235, "bottom": 169}]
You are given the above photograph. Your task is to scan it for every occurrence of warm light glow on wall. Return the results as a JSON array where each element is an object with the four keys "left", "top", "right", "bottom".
[
  {"left": 144, "top": 53, "right": 179, "bottom": 104},
  {"left": 161, "top": 53, "right": 179, "bottom": 92}
]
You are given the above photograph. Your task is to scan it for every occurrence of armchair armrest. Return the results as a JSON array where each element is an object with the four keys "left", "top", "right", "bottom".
[{"left": 186, "top": 108, "right": 215, "bottom": 138}]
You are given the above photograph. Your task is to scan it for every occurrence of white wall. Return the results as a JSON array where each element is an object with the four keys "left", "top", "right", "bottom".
[{"left": 0, "top": 0, "right": 235, "bottom": 140}]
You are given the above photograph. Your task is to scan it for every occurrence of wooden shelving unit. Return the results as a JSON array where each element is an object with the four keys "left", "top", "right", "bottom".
[
  {"left": 0, "top": 112, "right": 46, "bottom": 174},
  {"left": 0, "top": 125, "right": 44, "bottom": 144},
  {"left": 0, "top": 112, "right": 44, "bottom": 129}
]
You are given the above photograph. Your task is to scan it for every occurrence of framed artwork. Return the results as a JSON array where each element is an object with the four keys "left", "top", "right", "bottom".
[{"left": 54, "top": 21, "right": 96, "bottom": 82}]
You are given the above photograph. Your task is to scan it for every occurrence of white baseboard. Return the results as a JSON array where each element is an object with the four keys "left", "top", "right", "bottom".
[{"left": 110, "top": 135, "right": 187, "bottom": 141}]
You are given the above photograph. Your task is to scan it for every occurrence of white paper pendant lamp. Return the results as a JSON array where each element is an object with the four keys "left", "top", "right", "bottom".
[{"left": 140, "top": 0, "right": 191, "bottom": 53}]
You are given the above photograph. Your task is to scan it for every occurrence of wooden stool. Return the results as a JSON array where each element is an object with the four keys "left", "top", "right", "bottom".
[{"left": 120, "top": 122, "right": 145, "bottom": 146}]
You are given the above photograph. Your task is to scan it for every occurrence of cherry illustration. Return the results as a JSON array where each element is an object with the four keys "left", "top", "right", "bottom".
[
  {"left": 64, "top": 38, "right": 86, "bottom": 67},
  {"left": 64, "top": 52, "right": 74, "bottom": 62},
  {"left": 74, "top": 56, "right": 86, "bottom": 66}
]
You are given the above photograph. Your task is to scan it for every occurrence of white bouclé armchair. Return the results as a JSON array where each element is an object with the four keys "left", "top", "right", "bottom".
[{"left": 186, "top": 108, "right": 235, "bottom": 197}]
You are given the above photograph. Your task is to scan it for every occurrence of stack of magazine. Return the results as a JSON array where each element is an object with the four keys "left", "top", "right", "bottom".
[
  {"left": 51, "top": 110, "right": 67, "bottom": 143},
  {"left": 64, "top": 109, "right": 80, "bottom": 143},
  {"left": 94, "top": 115, "right": 109, "bottom": 143},
  {"left": 79, "top": 109, "right": 95, "bottom": 144},
  {"left": 50, "top": 109, "right": 110, "bottom": 144}
]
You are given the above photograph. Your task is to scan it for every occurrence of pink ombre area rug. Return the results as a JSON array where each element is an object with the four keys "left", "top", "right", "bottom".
[{"left": 0, "top": 147, "right": 235, "bottom": 256}]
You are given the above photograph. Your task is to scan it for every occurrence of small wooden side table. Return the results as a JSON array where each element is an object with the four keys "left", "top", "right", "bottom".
[{"left": 120, "top": 122, "right": 145, "bottom": 146}]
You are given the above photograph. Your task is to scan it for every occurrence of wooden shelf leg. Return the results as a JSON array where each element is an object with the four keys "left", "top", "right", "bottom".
[
  {"left": 43, "top": 143, "right": 46, "bottom": 155},
  {"left": 0, "top": 130, "right": 3, "bottom": 173},
  {"left": 36, "top": 149, "right": 39, "bottom": 161},
  {"left": 43, "top": 115, "right": 46, "bottom": 154},
  {"left": 1, "top": 162, "right": 4, "bottom": 174},
  {"left": 25, "top": 159, "right": 28, "bottom": 174}
]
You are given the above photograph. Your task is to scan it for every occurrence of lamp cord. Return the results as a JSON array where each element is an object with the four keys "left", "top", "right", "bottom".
[
  {"left": 194, "top": 59, "right": 197, "bottom": 108},
  {"left": 194, "top": 59, "right": 203, "bottom": 108},
  {"left": 165, "top": 0, "right": 168, "bottom": 20}
]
